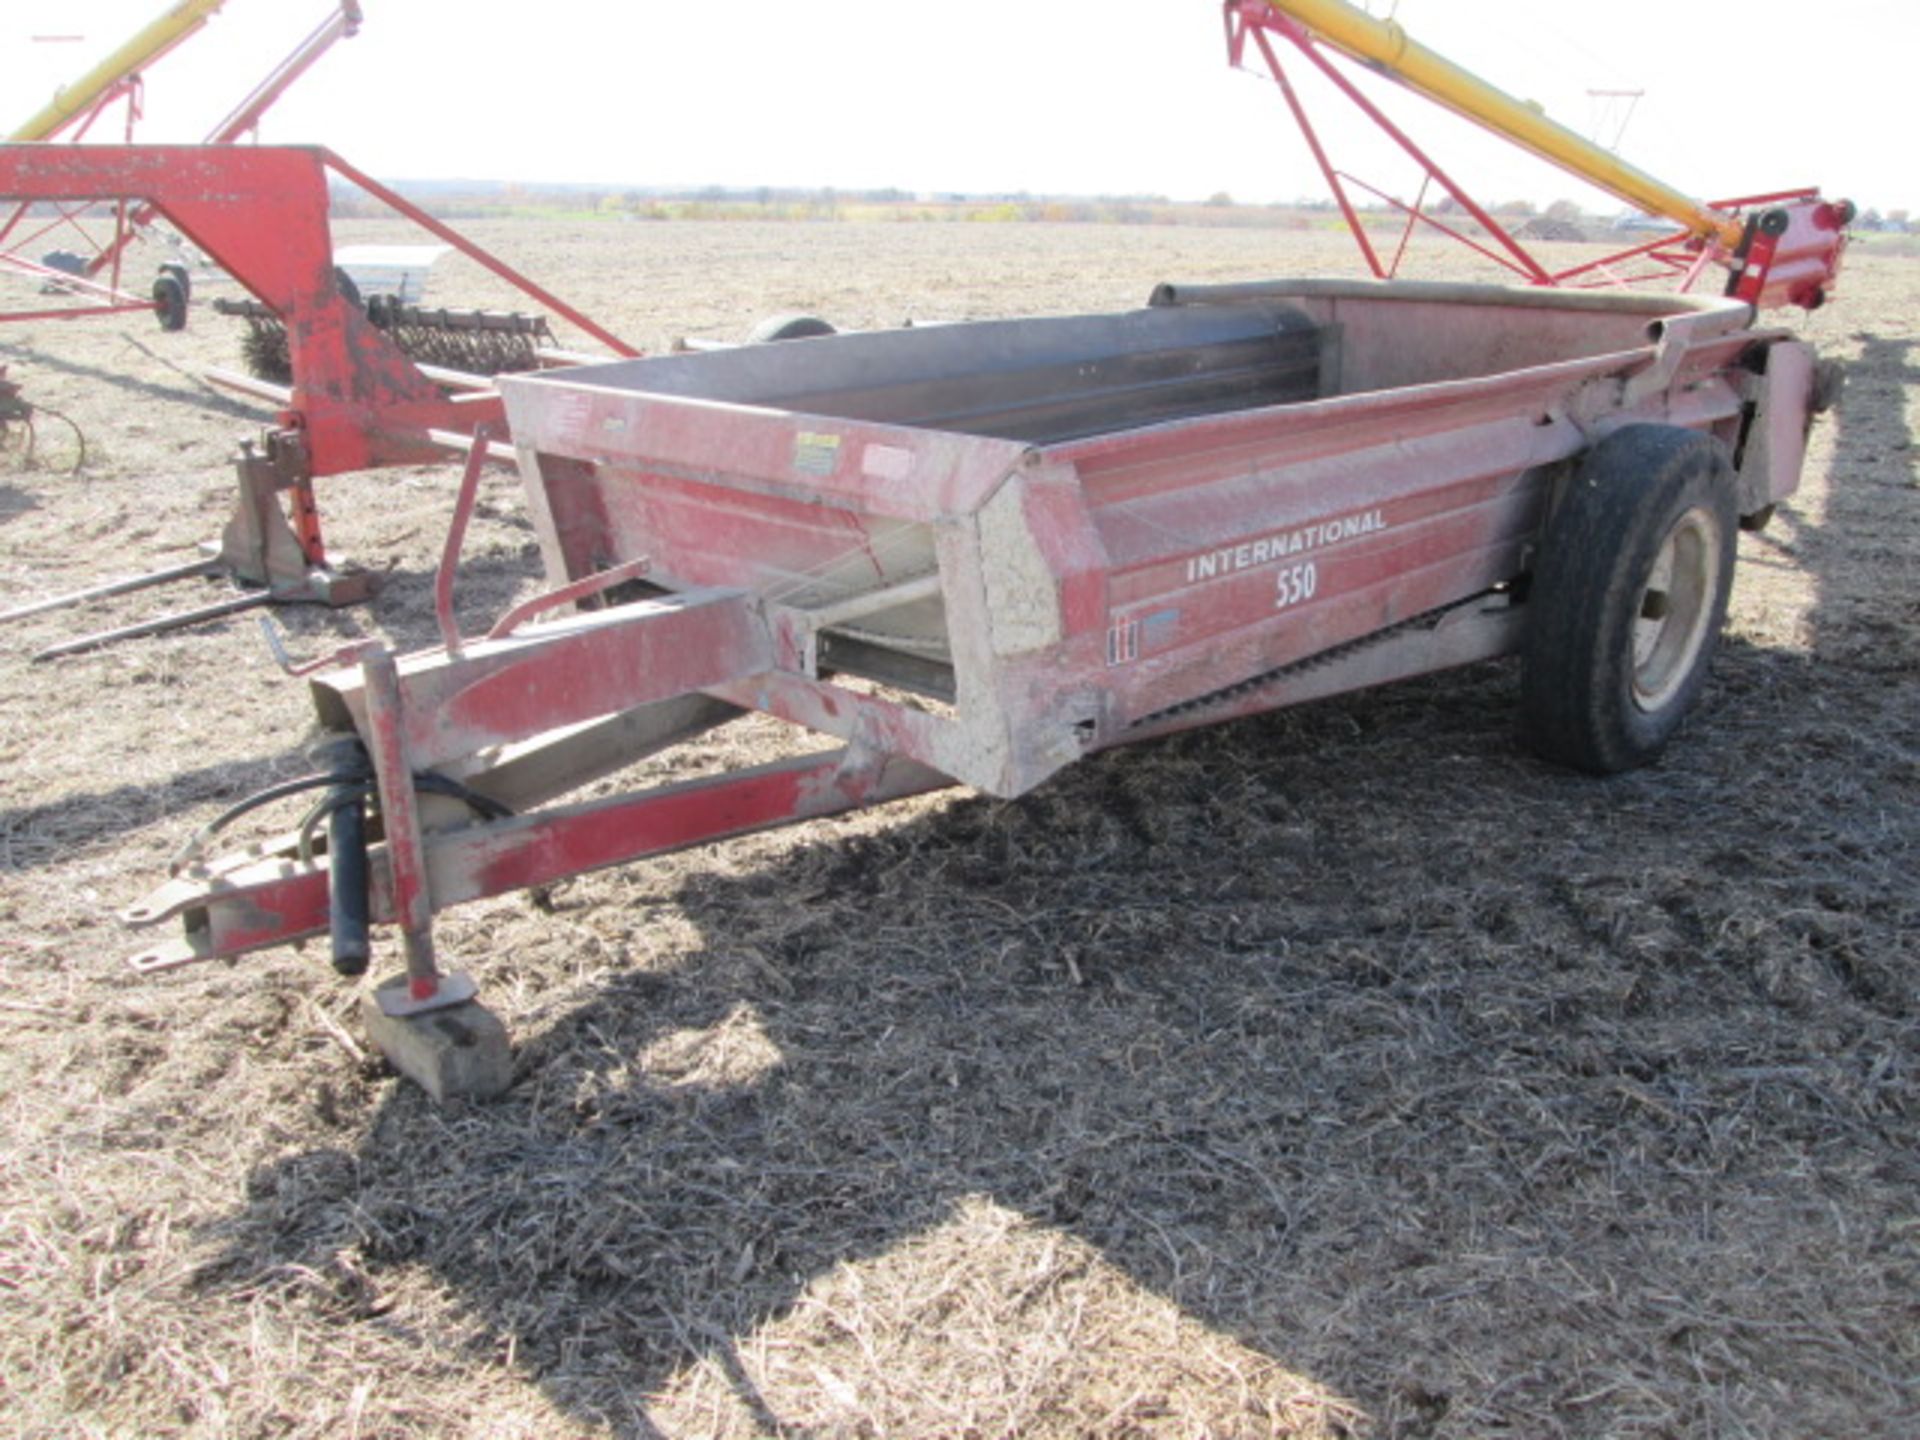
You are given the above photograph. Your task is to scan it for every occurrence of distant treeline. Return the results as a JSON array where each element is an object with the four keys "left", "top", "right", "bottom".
[
  {"left": 327, "top": 181, "right": 1334, "bottom": 228},
  {"left": 322, "top": 182, "right": 1920, "bottom": 241}
]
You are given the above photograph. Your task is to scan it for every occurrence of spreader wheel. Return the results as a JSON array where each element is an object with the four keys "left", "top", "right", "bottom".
[
  {"left": 1520, "top": 424, "right": 1738, "bottom": 774},
  {"left": 748, "top": 312, "right": 836, "bottom": 343}
]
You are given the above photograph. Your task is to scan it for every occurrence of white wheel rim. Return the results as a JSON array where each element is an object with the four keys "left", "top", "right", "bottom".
[{"left": 1631, "top": 506, "right": 1720, "bottom": 712}]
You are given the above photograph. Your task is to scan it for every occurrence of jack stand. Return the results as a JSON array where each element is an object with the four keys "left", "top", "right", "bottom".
[
  {"left": 349, "top": 644, "right": 510, "bottom": 1103},
  {"left": 0, "top": 426, "right": 377, "bottom": 659}
]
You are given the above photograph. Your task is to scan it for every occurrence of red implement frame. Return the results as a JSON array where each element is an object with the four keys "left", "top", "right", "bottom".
[
  {"left": 0, "top": 144, "right": 636, "bottom": 656},
  {"left": 1224, "top": 1, "right": 1851, "bottom": 309}
]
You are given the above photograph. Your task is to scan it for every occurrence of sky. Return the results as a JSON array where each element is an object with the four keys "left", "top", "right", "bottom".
[{"left": 2, "top": 0, "right": 1912, "bottom": 218}]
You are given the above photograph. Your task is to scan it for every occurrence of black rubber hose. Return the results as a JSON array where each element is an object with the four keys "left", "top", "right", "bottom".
[
  {"left": 170, "top": 769, "right": 365, "bottom": 873},
  {"left": 171, "top": 751, "right": 513, "bottom": 976},
  {"left": 326, "top": 787, "right": 371, "bottom": 976},
  {"left": 411, "top": 772, "right": 514, "bottom": 822},
  {"left": 307, "top": 737, "right": 374, "bottom": 977}
]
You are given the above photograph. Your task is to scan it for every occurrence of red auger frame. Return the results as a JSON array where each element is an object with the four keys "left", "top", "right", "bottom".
[
  {"left": 0, "top": 144, "right": 635, "bottom": 655},
  {"left": 1226, "top": 0, "right": 1852, "bottom": 309},
  {"left": 1, "top": 2, "right": 365, "bottom": 331}
]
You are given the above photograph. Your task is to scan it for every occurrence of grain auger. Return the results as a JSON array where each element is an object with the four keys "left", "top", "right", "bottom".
[
  {"left": 4, "top": 0, "right": 560, "bottom": 380},
  {"left": 0, "top": 3, "right": 611, "bottom": 658},
  {"left": 1228, "top": 0, "right": 1852, "bottom": 309}
]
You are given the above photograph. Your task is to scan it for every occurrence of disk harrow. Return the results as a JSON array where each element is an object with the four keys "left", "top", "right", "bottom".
[{"left": 215, "top": 293, "right": 557, "bottom": 383}]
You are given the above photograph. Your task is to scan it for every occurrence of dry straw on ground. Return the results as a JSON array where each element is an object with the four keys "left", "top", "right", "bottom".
[{"left": 0, "top": 224, "right": 1915, "bottom": 1438}]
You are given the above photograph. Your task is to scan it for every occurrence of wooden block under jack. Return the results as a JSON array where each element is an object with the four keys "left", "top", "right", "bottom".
[{"left": 361, "top": 975, "right": 512, "bottom": 1103}]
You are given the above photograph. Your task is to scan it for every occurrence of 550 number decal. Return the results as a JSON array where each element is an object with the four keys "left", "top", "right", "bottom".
[{"left": 1274, "top": 562, "right": 1318, "bottom": 610}]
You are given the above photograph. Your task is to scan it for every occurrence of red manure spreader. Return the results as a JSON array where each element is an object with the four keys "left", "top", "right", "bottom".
[
  {"left": 124, "top": 273, "right": 1836, "bottom": 1092},
  {"left": 41, "top": 0, "right": 1849, "bottom": 1095}
]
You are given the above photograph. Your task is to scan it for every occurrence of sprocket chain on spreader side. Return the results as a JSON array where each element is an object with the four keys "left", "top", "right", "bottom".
[{"left": 1127, "top": 591, "right": 1497, "bottom": 731}]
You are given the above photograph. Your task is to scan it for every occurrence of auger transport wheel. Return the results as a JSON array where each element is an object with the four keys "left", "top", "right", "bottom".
[
  {"left": 748, "top": 312, "right": 837, "bottom": 343},
  {"left": 152, "top": 265, "right": 190, "bottom": 332},
  {"left": 1520, "top": 424, "right": 1738, "bottom": 775}
]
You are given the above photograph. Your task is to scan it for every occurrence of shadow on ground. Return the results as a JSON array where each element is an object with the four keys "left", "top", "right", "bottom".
[
  {"left": 0, "top": 480, "right": 40, "bottom": 522},
  {"left": 204, "top": 652, "right": 1918, "bottom": 1434},
  {"left": 0, "top": 336, "right": 274, "bottom": 426},
  {"left": 0, "top": 748, "right": 307, "bottom": 875}
]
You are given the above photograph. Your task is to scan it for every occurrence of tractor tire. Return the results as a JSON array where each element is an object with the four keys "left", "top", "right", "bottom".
[
  {"left": 748, "top": 312, "right": 836, "bottom": 343},
  {"left": 152, "top": 272, "right": 189, "bottom": 332},
  {"left": 1519, "top": 424, "right": 1738, "bottom": 775}
]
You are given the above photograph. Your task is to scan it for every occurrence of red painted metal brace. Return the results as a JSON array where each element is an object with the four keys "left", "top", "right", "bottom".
[
  {"left": 123, "top": 580, "right": 952, "bottom": 978},
  {"left": 125, "top": 742, "right": 951, "bottom": 978}
]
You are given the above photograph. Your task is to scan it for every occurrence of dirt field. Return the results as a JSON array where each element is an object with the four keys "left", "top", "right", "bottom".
[{"left": 1, "top": 222, "right": 1915, "bottom": 1439}]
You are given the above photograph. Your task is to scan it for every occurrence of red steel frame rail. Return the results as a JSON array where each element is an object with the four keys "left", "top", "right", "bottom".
[{"left": 123, "top": 580, "right": 955, "bottom": 1009}]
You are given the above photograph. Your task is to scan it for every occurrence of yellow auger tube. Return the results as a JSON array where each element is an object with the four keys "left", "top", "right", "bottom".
[
  {"left": 1264, "top": 0, "right": 1744, "bottom": 250},
  {"left": 10, "top": 0, "right": 230, "bottom": 142}
]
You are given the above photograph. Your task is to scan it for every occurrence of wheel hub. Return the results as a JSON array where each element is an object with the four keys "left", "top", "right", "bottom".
[{"left": 1632, "top": 506, "right": 1720, "bottom": 711}]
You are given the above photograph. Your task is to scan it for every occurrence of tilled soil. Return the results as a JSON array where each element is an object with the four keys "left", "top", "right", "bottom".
[{"left": 0, "top": 222, "right": 1915, "bottom": 1438}]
